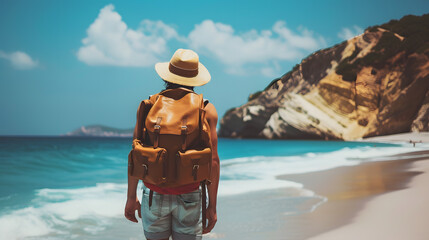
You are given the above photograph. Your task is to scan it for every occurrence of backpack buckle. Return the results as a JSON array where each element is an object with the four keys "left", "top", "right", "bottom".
[
  {"left": 154, "top": 116, "right": 162, "bottom": 148},
  {"left": 154, "top": 117, "right": 162, "bottom": 133},
  {"left": 161, "top": 177, "right": 167, "bottom": 183},
  {"left": 181, "top": 125, "right": 187, "bottom": 135},
  {"left": 142, "top": 164, "right": 148, "bottom": 176},
  {"left": 192, "top": 165, "right": 199, "bottom": 181},
  {"left": 181, "top": 124, "right": 187, "bottom": 152},
  {"left": 181, "top": 118, "right": 187, "bottom": 134}
]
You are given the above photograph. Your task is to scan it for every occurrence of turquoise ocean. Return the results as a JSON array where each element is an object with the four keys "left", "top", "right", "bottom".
[{"left": 1, "top": 136, "right": 428, "bottom": 239}]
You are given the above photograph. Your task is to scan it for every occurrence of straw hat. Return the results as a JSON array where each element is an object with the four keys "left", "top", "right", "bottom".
[{"left": 155, "top": 49, "right": 211, "bottom": 87}]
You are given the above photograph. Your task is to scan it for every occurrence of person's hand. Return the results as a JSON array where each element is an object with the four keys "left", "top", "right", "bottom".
[
  {"left": 125, "top": 197, "right": 141, "bottom": 223},
  {"left": 203, "top": 205, "right": 217, "bottom": 234}
]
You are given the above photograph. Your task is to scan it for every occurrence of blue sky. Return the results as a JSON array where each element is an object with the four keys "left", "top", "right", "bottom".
[{"left": 1, "top": 0, "right": 428, "bottom": 135}]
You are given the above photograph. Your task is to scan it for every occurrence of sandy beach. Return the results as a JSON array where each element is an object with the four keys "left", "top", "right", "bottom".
[
  {"left": 209, "top": 132, "right": 429, "bottom": 240},
  {"left": 358, "top": 132, "right": 429, "bottom": 144},
  {"left": 307, "top": 158, "right": 429, "bottom": 240},
  {"left": 283, "top": 151, "right": 429, "bottom": 240},
  {"left": 306, "top": 132, "right": 429, "bottom": 240}
]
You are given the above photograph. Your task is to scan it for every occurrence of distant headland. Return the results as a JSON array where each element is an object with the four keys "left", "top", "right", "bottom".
[{"left": 63, "top": 124, "right": 133, "bottom": 137}]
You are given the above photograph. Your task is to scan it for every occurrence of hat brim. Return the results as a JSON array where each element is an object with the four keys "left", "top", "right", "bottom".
[{"left": 155, "top": 62, "right": 211, "bottom": 87}]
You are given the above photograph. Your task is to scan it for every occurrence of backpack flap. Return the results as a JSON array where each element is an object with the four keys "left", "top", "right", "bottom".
[
  {"left": 145, "top": 89, "right": 201, "bottom": 136},
  {"left": 199, "top": 107, "right": 212, "bottom": 149},
  {"left": 176, "top": 147, "right": 212, "bottom": 185},
  {"left": 131, "top": 142, "right": 168, "bottom": 185}
]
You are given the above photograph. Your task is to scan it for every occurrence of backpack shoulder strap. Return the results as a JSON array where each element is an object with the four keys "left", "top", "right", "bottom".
[
  {"left": 134, "top": 96, "right": 154, "bottom": 143},
  {"left": 203, "top": 98, "right": 209, "bottom": 107},
  {"left": 134, "top": 100, "right": 145, "bottom": 141},
  {"left": 148, "top": 93, "right": 161, "bottom": 104}
]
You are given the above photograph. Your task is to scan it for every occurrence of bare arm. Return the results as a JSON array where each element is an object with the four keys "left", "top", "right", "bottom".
[
  {"left": 125, "top": 161, "right": 141, "bottom": 223},
  {"left": 128, "top": 101, "right": 143, "bottom": 200},
  {"left": 203, "top": 102, "right": 220, "bottom": 233},
  {"left": 124, "top": 102, "right": 143, "bottom": 223},
  {"left": 127, "top": 154, "right": 140, "bottom": 201}
]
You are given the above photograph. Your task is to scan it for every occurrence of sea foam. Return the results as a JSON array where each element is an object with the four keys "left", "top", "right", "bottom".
[
  {"left": 0, "top": 183, "right": 132, "bottom": 239},
  {"left": 218, "top": 142, "right": 429, "bottom": 196}
]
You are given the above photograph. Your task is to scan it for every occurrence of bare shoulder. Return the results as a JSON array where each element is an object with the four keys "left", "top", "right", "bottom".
[{"left": 204, "top": 102, "right": 218, "bottom": 123}]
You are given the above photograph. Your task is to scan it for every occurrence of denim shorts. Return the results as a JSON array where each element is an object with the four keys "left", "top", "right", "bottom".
[{"left": 141, "top": 185, "right": 203, "bottom": 240}]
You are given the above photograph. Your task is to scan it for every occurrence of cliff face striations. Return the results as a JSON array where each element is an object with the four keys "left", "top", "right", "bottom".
[{"left": 219, "top": 14, "right": 429, "bottom": 140}]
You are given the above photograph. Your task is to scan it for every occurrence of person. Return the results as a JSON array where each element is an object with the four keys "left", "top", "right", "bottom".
[{"left": 124, "top": 48, "right": 220, "bottom": 240}]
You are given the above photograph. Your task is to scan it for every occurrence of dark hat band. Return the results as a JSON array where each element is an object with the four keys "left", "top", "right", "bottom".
[{"left": 169, "top": 63, "right": 199, "bottom": 78}]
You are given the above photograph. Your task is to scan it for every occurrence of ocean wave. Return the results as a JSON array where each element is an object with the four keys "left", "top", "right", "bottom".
[
  {"left": 0, "top": 183, "right": 130, "bottom": 240},
  {"left": 218, "top": 143, "right": 429, "bottom": 196}
]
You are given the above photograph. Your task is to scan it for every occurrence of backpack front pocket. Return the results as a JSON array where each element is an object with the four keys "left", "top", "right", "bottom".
[
  {"left": 176, "top": 147, "right": 212, "bottom": 185},
  {"left": 131, "top": 142, "right": 167, "bottom": 185}
]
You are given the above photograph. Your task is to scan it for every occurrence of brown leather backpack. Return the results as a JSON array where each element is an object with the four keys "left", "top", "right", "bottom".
[{"left": 127, "top": 87, "right": 212, "bottom": 227}]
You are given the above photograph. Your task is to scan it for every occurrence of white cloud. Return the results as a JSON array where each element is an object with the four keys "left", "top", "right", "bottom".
[
  {"left": 337, "top": 25, "right": 364, "bottom": 40},
  {"left": 77, "top": 4, "right": 180, "bottom": 67},
  {"left": 187, "top": 20, "right": 326, "bottom": 76},
  {"left": 78, "top": 5, "right": 328, "bottom": 77},
  {"left": 0, "top": 50, "right": 38, "bottom": 70}
]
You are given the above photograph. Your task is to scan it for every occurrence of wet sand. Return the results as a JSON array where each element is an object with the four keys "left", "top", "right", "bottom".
[
  {"left": 280, "top": 151, "right": 429, "bottom": 240},
  {"left": 308, "top": 158, "right": 429, "bottom": 240},
  {"left": 209, "top": 132, "right": 429, "bottom": 240},
  {"left": 277, "top": 132, "right": 429, "bottom": 240}
]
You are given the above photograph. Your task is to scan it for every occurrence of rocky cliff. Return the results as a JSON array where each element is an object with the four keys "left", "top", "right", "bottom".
[{"left": 219, "top": 13, "right": 429, "bottom": 140}]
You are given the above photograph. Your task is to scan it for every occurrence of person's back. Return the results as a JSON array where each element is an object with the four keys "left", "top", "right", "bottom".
[{"left": 125, "top": 49, "right": 220, "bottom": 240}]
